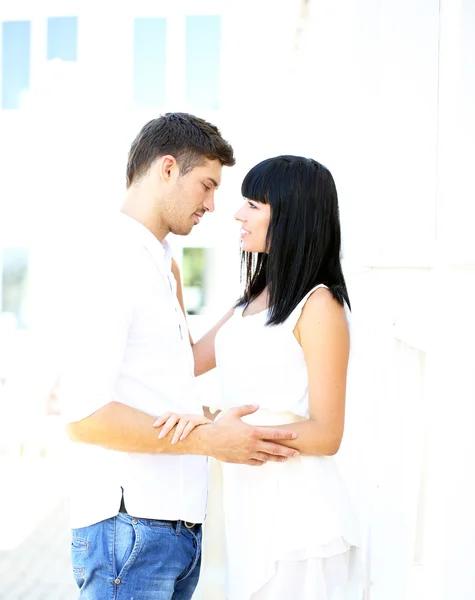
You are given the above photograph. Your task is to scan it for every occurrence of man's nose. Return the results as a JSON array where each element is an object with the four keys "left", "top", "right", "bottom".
[{"left": 203, "top": 195, "right": 215, "bottom": 213}]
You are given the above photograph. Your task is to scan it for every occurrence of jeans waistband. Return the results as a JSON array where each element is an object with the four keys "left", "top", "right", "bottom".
[
  {"left": 116, "top": 511, "right": 201, "bottom": 532},
  {"left": 118, "top": 489, "right": 200, "bottom": 531}
]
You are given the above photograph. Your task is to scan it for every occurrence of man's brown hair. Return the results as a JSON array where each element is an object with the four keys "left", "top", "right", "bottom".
[{"left": 126, "top": 112, "right": 235, "bottom": 188}]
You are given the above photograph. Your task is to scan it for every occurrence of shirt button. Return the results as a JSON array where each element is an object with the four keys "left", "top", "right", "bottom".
[
  {"left": 115, "top": 578, "right": 121, "bottom": 585},
  {"left": 132, "top": 519, "right": 138, "bottom": 525}
]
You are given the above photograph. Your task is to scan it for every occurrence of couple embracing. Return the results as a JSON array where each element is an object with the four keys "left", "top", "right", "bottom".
[{"left": 62, "top": 112, "right": 362, "bottom": 600}]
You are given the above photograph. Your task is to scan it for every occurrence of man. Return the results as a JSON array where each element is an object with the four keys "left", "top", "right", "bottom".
[{"left": 61, "top": 113, "right": 298, "bottom": 599}]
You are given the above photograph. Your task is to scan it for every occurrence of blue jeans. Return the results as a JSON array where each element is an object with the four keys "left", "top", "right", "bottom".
[{"left": 71, "top": 513, "right": 202, "bottom": 599}]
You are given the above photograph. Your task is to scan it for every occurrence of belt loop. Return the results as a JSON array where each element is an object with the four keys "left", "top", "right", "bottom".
[{"left": 176, "top": 520, "right": 182, "bottom": 536}]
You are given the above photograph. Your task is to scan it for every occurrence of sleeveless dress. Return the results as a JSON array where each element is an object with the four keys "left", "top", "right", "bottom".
[{"left": 200, "top": 285, "right": 364, "bottom": 600}]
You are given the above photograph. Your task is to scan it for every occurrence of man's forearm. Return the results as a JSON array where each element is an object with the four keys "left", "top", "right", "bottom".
[{"left": 66, "top": 401, "right": 212, "bottom": 456}]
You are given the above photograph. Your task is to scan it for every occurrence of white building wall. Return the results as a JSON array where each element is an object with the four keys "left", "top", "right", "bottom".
[{"left": 288, "top": 2, "right": 475, "bottom": 599}]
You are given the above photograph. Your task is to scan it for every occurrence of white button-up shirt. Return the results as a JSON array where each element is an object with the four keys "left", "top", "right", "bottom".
[{"left": 60, "top": 212, "right": 208, "bottom": 529}]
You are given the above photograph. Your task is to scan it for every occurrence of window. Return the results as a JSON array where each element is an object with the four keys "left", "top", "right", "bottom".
[
  {"left": 1, "top": 248, "right": 29, "bottom": 329},
  {"left": 133, "top": 18, "right": 167, "bottom": 107},
  {"left": 47, "top": 17, "right": 78, "bottom": 62},
  {"left": 185, "top": 16, "right": 221, "bottom": 110},
  {"left": 182, "top": 247, "right": 215, "bottom": 315},
  {"left": 1, "top": 21, "right": 31, "bottom": 109}
]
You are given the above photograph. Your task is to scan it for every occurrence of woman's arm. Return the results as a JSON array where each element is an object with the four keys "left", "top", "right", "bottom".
[
  {"left": 192, "top": 309, "right": 235, "bottom": 376},
  {"left": 261, "top": 287, "right": 349, "bottom": 456}
]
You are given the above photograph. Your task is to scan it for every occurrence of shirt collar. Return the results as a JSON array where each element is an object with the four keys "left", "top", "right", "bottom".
[{"left": 118, "top": 212, "right": 173, "bottom": 272}]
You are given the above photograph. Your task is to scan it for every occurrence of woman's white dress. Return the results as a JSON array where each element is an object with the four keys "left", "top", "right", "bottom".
[{"left": 201, "top": 285, "right": 364, "bottom": 600}]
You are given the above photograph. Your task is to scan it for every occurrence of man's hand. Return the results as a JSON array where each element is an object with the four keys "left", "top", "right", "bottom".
[{"left": 203, "top": 404, "right": 299, "bottom": 466}]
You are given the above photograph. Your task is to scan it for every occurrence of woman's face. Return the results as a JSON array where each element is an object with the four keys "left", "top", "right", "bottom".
[{"left": 234, "top": 199, "right": 271, "bottom": 253}]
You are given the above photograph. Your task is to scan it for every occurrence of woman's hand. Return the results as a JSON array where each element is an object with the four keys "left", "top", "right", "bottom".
[{"left": 153, "top": 413, "right": 212, "bottom": 444}]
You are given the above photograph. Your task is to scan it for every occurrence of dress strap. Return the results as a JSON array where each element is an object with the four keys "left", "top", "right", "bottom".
[{"left": 284, "top": 284, "right": 329, "bottom": 331}]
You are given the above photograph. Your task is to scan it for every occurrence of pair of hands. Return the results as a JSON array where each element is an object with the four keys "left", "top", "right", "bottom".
[{"left": 153, "top": 405, "right": 299, "bottom": 466}]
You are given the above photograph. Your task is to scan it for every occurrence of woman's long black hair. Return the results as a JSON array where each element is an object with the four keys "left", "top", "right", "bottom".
[{"left": 236, "top": 155, "right": 350, "bottom": 325}]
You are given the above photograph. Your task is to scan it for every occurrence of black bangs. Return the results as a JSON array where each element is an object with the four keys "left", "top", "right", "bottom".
[
  {"left": 240, "top": 157, "right": 280, "bottom": 203},
  {"left": 237, "top": 155, "right": 350, "bottom": 325}
]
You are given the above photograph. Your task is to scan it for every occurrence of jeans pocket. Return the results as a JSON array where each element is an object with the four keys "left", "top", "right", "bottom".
[
  {"left": 71, "top": 536, "right": 88, "bottom": 588},
  {"left": 176, "top": 527, "right": 202, "bottom": 584},
  {"left": 71, "top": 536, "right": 89, "bottom": 552},
  {"left": 71, "top": 518, "right": 118, "bottom": 593},
  {"left": 73, "top": 565, "right": 85, "bottom": 579}
]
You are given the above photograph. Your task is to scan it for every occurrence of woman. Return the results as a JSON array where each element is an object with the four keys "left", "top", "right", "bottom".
[{"left": 155, "top": 156, "right": 362, "bottom": 599}]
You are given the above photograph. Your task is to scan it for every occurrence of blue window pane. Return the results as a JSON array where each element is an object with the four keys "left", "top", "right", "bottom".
[
  {"left": 47, "top": 17, "right": 78, "bottom": 61},
  {"left": 134, "top": 18, "right": 167, "bottom": 107},
  {"left": 186, "top": 16, "right": 221, "bottom": 110},
  {"left": 2, "top": 21, "right": 31, "bottom": 110},
  {"left": 1, "top": 247, "right": 29, "bottom": 329}
]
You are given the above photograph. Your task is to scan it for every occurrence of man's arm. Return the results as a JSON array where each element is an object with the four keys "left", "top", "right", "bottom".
[
  {"left": 59, "top": 248, "right": 134, "bottom": 425},
  {"left": 171, "top": 258, "right": 195, "bottom": 346},
  {"left": 66, "top": 402, "right": 206, "bottom": 454},
  {"left": 67, "top": 401, "right": 299, "bottom": 466}
]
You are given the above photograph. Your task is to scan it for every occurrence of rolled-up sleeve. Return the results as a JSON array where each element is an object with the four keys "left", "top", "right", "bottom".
[{"left": 58, "top": 249, "right": 134, "bottom": 424}]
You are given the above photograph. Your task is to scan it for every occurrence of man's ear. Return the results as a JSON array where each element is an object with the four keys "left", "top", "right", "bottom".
[{"left": 158, "top": 155, "right": 178, "bottom": 183}]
